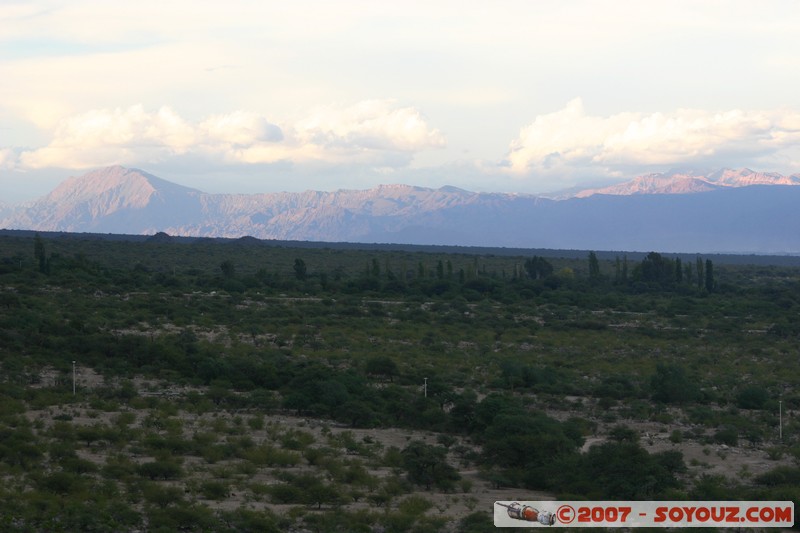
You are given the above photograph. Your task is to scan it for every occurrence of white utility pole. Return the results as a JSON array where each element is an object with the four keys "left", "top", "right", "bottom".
[
  {"left": 423, "top": 377, "right": 428, "bottom": 398},
  {"left": 779, "top": 400, "right": 782, "bottom": 441},
  {"left": 72, "top": 361, "right": 76, "bottom": 396}
]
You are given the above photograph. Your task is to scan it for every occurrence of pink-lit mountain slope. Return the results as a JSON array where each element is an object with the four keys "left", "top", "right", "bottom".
[
  {"left": 573, "top": 168, "right": 800, "bottom": 197},
  {"left": 5, "top": 166, "right": 204, "bottom": 233},
  {"left": 2, "top": 166, "right": 800, "bottom": 253}
]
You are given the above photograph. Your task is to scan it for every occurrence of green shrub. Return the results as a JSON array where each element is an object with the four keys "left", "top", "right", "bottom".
[
  {"left": 736, "top": 386, "right": 769, "bottom": 410},
  {"left": 137, "top": 460, "right": 183, "bottom": 480},
  {"left": 397, "top": 494, "right": 433, "bottom": 516},
  {"left": 713, "top": 427, "right": 738, "bottom": 447},
  {"left": 198, "top": 480, "right": 230, "bottom": 500},
  {"left": 754, "top": 466, "right": 800, "bottom": 487}
]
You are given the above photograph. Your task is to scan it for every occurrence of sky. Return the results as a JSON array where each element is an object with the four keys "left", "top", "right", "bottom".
[{"left": 2, "top": 0, "right": 800, "bottom": 202}]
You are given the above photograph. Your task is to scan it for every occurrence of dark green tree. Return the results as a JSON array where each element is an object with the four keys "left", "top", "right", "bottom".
[
  {"left": 338, "top": 400, "right": 376, "bottom": 427},
  {"left": 576, "top": 441, "right": 684, "bottom": 498},
  {"left": 401, "top": 440, "right": 460, "bottom": 491},
  {"left": 705, "top": 259, "right": 714, "bottom": 292},
  {"left": 650, "top": 363, "right": 701, "bottom": 404},
  {"left": 637, "top": 252, "right": 674, "bottom": 285},
  {"left": 34, "top": 233, "right": 47, "bottom": 273},
  {"left": 588, "top": 251, "right": 600, "bottom": 282},
  {"left": 696, "top": 256, "right": 704, "bottom": 289},
  {"left": 482, "top": 412, "right": 581, "bottom": 473},
  {"left": 220, "top": 260, "right": 235, "bottom": 278},
  {"left": 137, "top": 460, "right": 183, "bottom": 480},
  {"left": 458, "top": 512, "right": 495, "bottom": 533},
  {"left": 684, "top": 262, "right": 693, "bottom": 285},
  {"left": 608, "top": 424, "right": 639, "bottom": 443},
  {"left": 621, "top": 254, "right": 628, "bottom": 282},
  {"left": 735, "top": 385, "right": 768, "bottom": 410},
  {"left": 383, "top": 258, "right": 395, "bottom": 280},
  {"left": 364, "top": 355, "right": 399, "bottom": 382},
  {"left": 524, "top": 256, "right": 553, "bottom": 280},
  {"left": 293, "top": 258, "right": 307, "bottom": 280}
]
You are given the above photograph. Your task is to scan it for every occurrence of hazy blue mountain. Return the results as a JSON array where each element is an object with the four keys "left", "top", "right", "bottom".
[{"left": 2, "top": 166, "right": 798, "bottom": 254}]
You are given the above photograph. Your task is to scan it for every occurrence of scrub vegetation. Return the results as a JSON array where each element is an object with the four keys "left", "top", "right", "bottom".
[{"left": 1, "top": 232, "right": 799, "bottom": 532}]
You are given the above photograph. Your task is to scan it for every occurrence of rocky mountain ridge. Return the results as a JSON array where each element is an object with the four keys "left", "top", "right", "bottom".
[
  {"left": 573, "top": 168, "right": 800, "bottom": 197},
  {"left": 2, "top": 166, "right": 799, "bottom": 253}
]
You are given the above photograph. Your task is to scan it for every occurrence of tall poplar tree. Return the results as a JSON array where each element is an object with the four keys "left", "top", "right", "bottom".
[
  {"left": 588, "top": 251, "right": 601, "bottom": 282},
  {"left": 705, "top": 259, "right": 714, "bottom": 292},
  {"left": 33, "top": 233, "right": 47, "bottom": 273},
  {"left": 696, "top": 257, "right": 704, "bottom": 290}
]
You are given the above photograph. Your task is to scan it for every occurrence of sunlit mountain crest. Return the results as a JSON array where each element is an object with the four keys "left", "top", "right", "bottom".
[
  {"left": 41, "top": 166, "right": 200, "bottom": 210},
  {"left": 573, "top": 168, "right": 800, "bottom": 197}
]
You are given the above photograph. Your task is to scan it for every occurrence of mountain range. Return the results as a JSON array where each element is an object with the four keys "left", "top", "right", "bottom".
[{"left": 2, "top": 166, "right": 799, "bottom": 254}]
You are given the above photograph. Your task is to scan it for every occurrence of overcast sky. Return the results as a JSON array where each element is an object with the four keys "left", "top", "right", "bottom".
[{"left": 2, "top": 1, "right": 800, "bottom": 202}]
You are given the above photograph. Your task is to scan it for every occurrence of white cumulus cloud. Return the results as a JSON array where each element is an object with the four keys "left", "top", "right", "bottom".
[
  {"left": 20, "top": 105, "right": 198, "bottom": 168},
  {"left": 15, "top": 101, "right": 444, "bottom": 171},
  {"left": 505, "top": 99, "right": 800, "bottom": 182},
  {"left": 294, "top": 100, "right": 446, "bottom": 153},
  {"left": 200, "top": 111, "right": 283, "bottom": 147}
]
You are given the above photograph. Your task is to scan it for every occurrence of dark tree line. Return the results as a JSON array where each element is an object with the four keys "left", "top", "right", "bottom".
[{"left": 625, "top": 251, "right": 714, "bottom": 291}]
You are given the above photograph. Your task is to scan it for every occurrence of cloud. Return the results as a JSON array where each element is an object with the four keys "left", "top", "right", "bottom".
[
  {"left": 505, "top": 99, "right": 800, "bottom": 181},
  {"left": 294, "top": 100, "right": 445, "bottom": 152},
  {"left": 0, "top": 148, "right": 19, "bottom": 170},
  {"left": 19, "top": 105, "right": 198, "bottom": 168},
  {"left": 14, "top": 101, "right": 444, "bottom": 171},
  {"left": 223, "top": 101, "right": 445, "bottom": 169},
  {"left": 201, "top": 111, "right": 283, "bottom": 147}
]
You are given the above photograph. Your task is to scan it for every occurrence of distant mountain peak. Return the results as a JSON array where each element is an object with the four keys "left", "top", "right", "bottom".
[
  {"left": 47, "top": 166, "right": 153, "bottom": 205},
  {"left": 45, "top": 166, "right": 199, "bottom": 207},
  {"left": 437, "top": 185, "right": 470, "bottom": 193},
  {"left": 1, "top": 166, "right": 203, "bottom": 233},
  {"left": 574, "top": 168, "right": 800, "bottom": 198}
]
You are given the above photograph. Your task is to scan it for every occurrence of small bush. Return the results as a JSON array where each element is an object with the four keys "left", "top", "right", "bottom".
[
  {"left": 397, "top": 494, "right": 433, "bottom": 516},
  {"left": 713, "top": 427, "right": 738, "bottom": 447},
  {"left": 199, "top": 480, "right": 230, "bottom": 500},
  {"left": 754, "top": 466, "right": 800, "bottom": 487},
  {"left": 137, "top": 460, "right": 183, "bottom": 480},
  {"left": 736, "top": 386, "right": 769, "bottom": 410}
]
